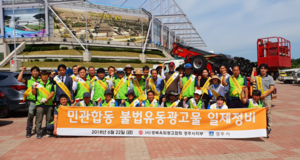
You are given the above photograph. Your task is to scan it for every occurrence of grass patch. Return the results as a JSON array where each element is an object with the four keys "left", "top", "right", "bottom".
[
  {"left": 90, "top": 51, "right": 163, "bottom": 58},
  {"left": 20, "top": 62, "right": 156, "bottom": 68},
  {"left": 20, "top": 50, "right": 82, "bottom": 55}
]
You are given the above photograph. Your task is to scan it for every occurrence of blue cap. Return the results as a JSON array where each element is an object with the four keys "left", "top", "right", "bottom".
[
  {"left": 83, "top": 92, "right": 91, "bottom": 98},
  {"left": 117, "top": 68, "right": 124, "bottom": 73},
  {"left": 184, "top": 63, "right": 193, "bottom": 69}
]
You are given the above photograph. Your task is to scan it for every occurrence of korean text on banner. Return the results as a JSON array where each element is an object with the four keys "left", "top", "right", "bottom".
[{"left": 57, "top": 107, "right": 267, "bottom": 138}]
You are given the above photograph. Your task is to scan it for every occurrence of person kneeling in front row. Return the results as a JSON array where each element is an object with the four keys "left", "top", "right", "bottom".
[
  {"left": 99, "top": 90, "right": 118, "bottom": 107},
  {"left": 73, "top": 92, "right": 96, "bottom": 107},
  {"left": 241, "top": 87, "right": 270, "bottom": 137},
  {"left": 119, "top": 89, "right": 141, "bottom": 107},
  {"left": 46, "top": 94, "right": 70, "bottom": 136},
  {"left": 208, "top": 96, "right": 228, "bottom": 109},
  {"left": 183, "top": 90, "right": 205, "bottom": 109}
]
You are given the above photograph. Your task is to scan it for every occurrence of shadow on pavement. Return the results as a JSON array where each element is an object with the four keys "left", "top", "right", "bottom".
[
  {"left": 0, "top": 120, "right": 13, "bottom": 127},
  {"left": 10, "top": 109, "right": 28, "bottom": 118}
]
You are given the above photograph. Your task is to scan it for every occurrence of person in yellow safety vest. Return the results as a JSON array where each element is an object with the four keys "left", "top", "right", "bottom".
[
  {"left": 207, "top": 75, "right": 225, "bottom": 103},
  {"left": 91, "top": 68, "right": 107, "bottom": 105},
  {"left": 124, "top": 64, "right": 134, "bottom": 78},
  {"left": 17, "top": 66, "right": 40, "bottom": 138},
  {"left": 179, "top": 63, "right": 198, "bottom": 107},
  {"left": 105, "top": 66, "right": 115, "bottom": 87},
  {"left": 142, "top": 66, "right": 151, "bottom": 79},
  {"left": 74, "top": 92, "right": 97, "bottom": 107},
  {"left": 222, "top": 65, "right": 248, "bottom": 109},
  {"left": 161, "top": 90, "right": 180, "bottom": 108},
  {"left": 72, "top": 67, "right": 91, "bottom": 101},
  {"left": 250, "top": 63, "right": 274, "bottom": 136},
  {"left": 46, "top": 94, "right": 70, "bottom": 136},
  {"left": 142, "top": 91, "right": 160, "bottom": 107},
  {"left": 119, "top": 89, "right": 142, "bottom": 107},
  {"left": 32, "top": 70, "right": 55, "bottom": 139},
  {"left": 208, "top": 96, "right": 228, "bottom": 109},
  {"left": 129, "top": 69, "right": 146, "bottom": 101},
  {"left": 183, "top": 90, "right": 205, "bottom": 109},
  {"left": 241, "top": 87, "right": 270, "bottom": 138},
  {"left": 86, "top": 66, "right": 96, "bottom": 85}
]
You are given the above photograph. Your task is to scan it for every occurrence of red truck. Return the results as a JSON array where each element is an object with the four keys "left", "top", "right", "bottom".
[{"left": 257, "top": 37, "right": 291, "bottom": 80}]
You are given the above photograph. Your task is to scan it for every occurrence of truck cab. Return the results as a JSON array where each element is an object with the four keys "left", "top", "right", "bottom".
[{"left": 293, "top": 70, "right": 300, "bottom": 84}]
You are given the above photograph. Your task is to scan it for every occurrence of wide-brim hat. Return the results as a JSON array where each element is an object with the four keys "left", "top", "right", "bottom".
[
  {"left": 133, "top": 69, "right": 143, "bottom": 76},
  {"left": 176, "top": 64, "right": 184, "bottom": 71},
  {"left": 125, "top": 89, "right": 136, "bottom": 97},
  {"left": 168, "top": 90, "right": 179, "bottom": 96},
  {"left": 124, "top": 64, "right": 134, "bottom": 70},
  {"left": 209, "top": 75, "right": 221, "bottom": 84}
]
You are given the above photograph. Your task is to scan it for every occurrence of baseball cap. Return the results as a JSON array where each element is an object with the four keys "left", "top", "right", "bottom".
[
  {"left": 125, "top": 89, "right": 136, "bottom": 97},
  {"left": 194, "top": 90, "right": 202, "bottom": 95},
  {"left": 97, "top": 68, "right": 105, "bottom": 73},
  {"left": 184, "top": 63, "right": 192, "bottom": 69},
  {"left": 83, "top": 92, "right": 91, "bottom": 98},
  {"left": 169, "top": 62, "right": 175, "bottom": 67},
  {"left": 104, "top": 89, "right": 112, "bottom": 95},
  {"left": 117, "top": 68, "right": 124, "bottom": 73}
]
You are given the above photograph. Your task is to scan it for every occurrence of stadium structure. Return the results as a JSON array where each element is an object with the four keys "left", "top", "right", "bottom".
[{"left": 0, "top": 0, "right": 206, "bottom": 71}]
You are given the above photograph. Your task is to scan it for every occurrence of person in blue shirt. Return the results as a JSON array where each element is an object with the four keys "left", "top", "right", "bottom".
[
  {"left": 146, "top": 69, "right": 164, "bottom": 101},
  {"left": 99, "top": 90, "right": 118, "bottom": 107}
]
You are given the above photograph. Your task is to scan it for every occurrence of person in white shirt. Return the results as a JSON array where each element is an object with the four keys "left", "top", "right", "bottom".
[
  {"left": 208, "top": 96, "right": 228, "bottom": 109},
  {"left": 207, "top": 75, "right": 225, "bottom": 103}
]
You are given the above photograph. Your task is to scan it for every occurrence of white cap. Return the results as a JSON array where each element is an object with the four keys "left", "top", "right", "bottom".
[{"left": 194, "top": 90, "right": 202, "bottom": 95}]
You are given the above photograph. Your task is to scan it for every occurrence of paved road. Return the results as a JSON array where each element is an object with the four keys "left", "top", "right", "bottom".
[{"left": 0, "top": 81, "right": 300, "bottom": 160}]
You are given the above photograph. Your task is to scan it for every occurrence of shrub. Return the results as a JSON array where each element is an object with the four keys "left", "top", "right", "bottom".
[
  {"left": 30, "top": 60, "right": 33, "bottom": 62},
  {"left": 53, "top": 59, "right": 59, "bottom": 62},
  {"left": 34, "top": 59, "right": 39, "bottom": 62},
  {"left": 146, "top": 61, "right": 161, "bottom": 64},
  {"left": 91, "top": 58, "right": 141, "bottom": 63},
  {"left": 60, "top": 47, "right": 68, "bottom": 50},
  {"left": 44, "top": 59, "right": 53, "bottom": 62},
  {"left": 61, "top": 58, "right": 81, "bottom": 62}
]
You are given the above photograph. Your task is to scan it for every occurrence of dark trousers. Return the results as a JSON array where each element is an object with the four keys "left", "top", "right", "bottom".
[
  {"left": 202, "top": 94, "right": 210, "bottom": 109},
  {"left": 228, "top": 99, "right": 246, "bottom": 109},
  {"left": 46, "top": 124, "right": 54, "bottom": 133},
  {"left": 26, "top": 101, "right": 36, "bottom": 132},
  {"left": 179, "top": 97, "right": 192, "bottom": 108},
  {"left": 36, "top": 107, "right": 53, "bottom": 135}
]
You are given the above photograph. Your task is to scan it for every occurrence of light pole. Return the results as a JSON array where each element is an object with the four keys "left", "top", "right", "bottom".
[{"left": 13, "top": 0, "right": 17, "bottom": 60}]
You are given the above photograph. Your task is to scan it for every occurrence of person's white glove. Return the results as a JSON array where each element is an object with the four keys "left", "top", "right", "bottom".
[
  {"left": 39, "top": 98, "right": 48, "bottom": 103},
  {"left": 32, "top": 82, "right": 38, "bottom": 89}
]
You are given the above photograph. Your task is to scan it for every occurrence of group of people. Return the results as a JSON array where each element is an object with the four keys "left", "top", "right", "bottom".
[{"left": 18, "top": 61, "right": 274, "bottom": 138}]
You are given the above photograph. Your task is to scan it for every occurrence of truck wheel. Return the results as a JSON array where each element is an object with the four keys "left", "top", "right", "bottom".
[{"left": 191, "top": 55, "right": 207, "bottom": 72}]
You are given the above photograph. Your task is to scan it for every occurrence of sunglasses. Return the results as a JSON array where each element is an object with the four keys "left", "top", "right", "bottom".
[{"left": 117, "top": 72, "right": 124, "bottom": 74}]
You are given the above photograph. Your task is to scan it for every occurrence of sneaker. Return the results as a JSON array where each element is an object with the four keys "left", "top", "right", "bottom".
[
  {"left": 46, "top": 133, "right": 54, "bottom": 137},
  {"left": 26, "top": 131, "right": 31, "bottom": 138},
  {"left": 37, "top": 134, "right": 42, "bottom": 139},
  {"left": 267, "top": 129, "right": 271, "bottom": 134}
]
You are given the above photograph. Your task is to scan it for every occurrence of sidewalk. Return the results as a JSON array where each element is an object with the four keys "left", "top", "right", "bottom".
[{"left": 0, "top": 81, "right": 300, "bottom": 160}]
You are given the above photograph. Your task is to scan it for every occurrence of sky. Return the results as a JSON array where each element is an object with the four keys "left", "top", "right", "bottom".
[{"left": 89, "top": 0, "right": 300, "bottom": 62}]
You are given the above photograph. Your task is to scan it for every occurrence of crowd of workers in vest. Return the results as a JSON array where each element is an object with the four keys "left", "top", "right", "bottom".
[{"left": 18, "top": 62, "right": 274, "bottom": 139}]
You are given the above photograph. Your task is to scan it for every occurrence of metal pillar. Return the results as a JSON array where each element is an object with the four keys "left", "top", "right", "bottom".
[
  {"left": 160, "top": 0, "right": 163, "bottom": 47},
  {"left": 151, "top": 0, "right": 154, "bottom": 44},
  {"left": 142, "top": 19, "right": 153, "bottom": 54},
  {"left": 45, "top": 0, "right": 49, "bottom": 37},
  {"left": 0, "top": 1, "right": 3, "bottom": 37},
  {"left": 13, "top": 0, "right": 17, "bottom": 60}
]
